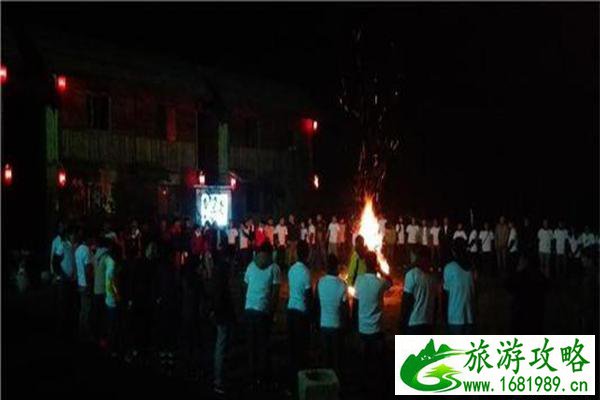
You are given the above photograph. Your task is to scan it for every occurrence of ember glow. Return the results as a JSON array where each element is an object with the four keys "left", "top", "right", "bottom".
[{"left": 357, "top": 196, "right": 390, "bottom": 275}]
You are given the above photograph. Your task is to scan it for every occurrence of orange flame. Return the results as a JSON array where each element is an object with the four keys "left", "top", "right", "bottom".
[{"left": 347, "top": 196, "right": 390, "bottom": 297}]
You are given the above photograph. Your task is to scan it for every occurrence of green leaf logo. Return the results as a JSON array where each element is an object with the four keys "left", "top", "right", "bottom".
[{"left": 400, "top": 339, "right": 465, "bottom": 392}]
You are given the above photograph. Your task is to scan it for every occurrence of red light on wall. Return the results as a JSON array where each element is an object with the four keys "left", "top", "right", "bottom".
[
  {"left": 3, "top": 164, "right": 13, "bottom": 186},
  {"left": 230, "top": 176, "right": 237, "bottom": 190},
  {"left": 198, "top": 171, "right": 206, "bottom": 186},
  {"left": 56, "top": 75, "right": 67, "bottom": 92},
  {"left": 0, "top": 65, "right": 7, "bottom": 85},
  {"left": 58, "top": 168, "right": 67, "bottom": 188},
  {"left": 301, "top": 118, "right": 318, "bottom": 135}
]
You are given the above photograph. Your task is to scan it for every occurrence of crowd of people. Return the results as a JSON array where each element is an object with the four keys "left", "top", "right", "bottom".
[{"left": 47, "top": 212, "right": 599, "bottom": 397}]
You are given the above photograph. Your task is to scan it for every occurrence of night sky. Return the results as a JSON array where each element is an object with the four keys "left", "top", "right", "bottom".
[{"left": 4, "top": 2, "right": 599, "bottom": 227}]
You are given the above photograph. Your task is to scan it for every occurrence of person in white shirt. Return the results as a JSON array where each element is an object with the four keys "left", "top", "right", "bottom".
[
  {"left": 239, "top": 222, "right": 252, "bottom": 270},
  {"left": 568, "top": 227, "right": 581, "bottom": 266},
  {"left": 75, "top": 231, "right": 94, "bottom": 340},
  {"left": 453, "top": 223, "right": 467, "bottom": 242},
  {"left": 553, "top": 221, "right": 569, "bottom": 277},
  {"left": 327, "top": 216, "right": 341, "bottom": 258},
  {"left": 307, "top": 218, "right": 317, "bottom": 266},
  {"left": 507, "top": 221, "right": 519, "bottom": 274},
  {"left": 406, "top": 217, "right": 420, "bottom": 261},
  {"left": 443, "top": 240, "right": 475, "bottom": 334},
  {"left": 429, "top": 219, "right": 441, "bottom": 268},
  {"left": 300, "top": 221, "right": 308, "bottom": 242},
  {"left": 286, "top": 242, "right": 312, "bottom": 385},
  {"left": 354, "top": 251, "right": 393, "bottom": 393},
  {"left": 537, "top": 219, "right": 553, "bottom": 278},
  {"left": 274, "top": 218, "right": 288, "bottom": 271},
  {"left": 243, "top": 242, "right": 281, "bottom": 386},
  {"left": 378, "top": 217, "right": 387, "bottom": 237},
  {"left": 396, "top": 216, "right": 406, "bottom": 267},
  {"left": 478, "top": 222, "right": 495, "bottom": 275},
  {"left": 400, "top": 246, "right": 436, "bottom": 334},
  {"left": 315, "top": 253, "right": 348, "bottom": 374},
  {"left": 467, "top": 226, "right": 479, "bottom": 271},
  {"left": 420, "top": 219, "right": 429, "bottom": 247}
]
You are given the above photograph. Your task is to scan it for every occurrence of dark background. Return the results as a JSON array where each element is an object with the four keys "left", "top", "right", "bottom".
[{"left": 4, "top": 2, "right": 599, "bottom": 227}]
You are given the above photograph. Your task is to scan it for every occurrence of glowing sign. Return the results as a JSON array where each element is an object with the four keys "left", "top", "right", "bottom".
[{"left": 197, "top": 190, "right": 230, "bottom": 227}]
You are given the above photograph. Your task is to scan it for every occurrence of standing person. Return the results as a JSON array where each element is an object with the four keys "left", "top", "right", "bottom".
[
  {"left": 580, "top": 226, "right": 596, "bottom": 270},
  {"left": 287, "top": 214, "right": 300, "bottom": 266},
  {"left": 92, "top": 237, "right": 110, "bottom": 344},
  {"left": 396, "top": 217, "right": 406, "bottom": 269},
  {"left": 264, "top": 218, "right": 275, "bottom": 246},
  {"left": 346, "top": 235, "right": 367, "bottom": 289},
  {"left": 467, "top": 225, "right": 479, "bottom": 272},
  {"left": 75, "top": 230, "right": 94, "bottom": 341},
  {"left": 254, "top": 222, "right": 267, "bottom": 249},
  {"left": 495, "top": 216, "right": 510, "bottom": 276},
  {"left": 226, "top": 221, "right": 238, "bottom": 259},
  {"left": 55, "top": 228, "right": 77, "bottom": 339},
  {"left": 210, "top": 249, "right": 236, "bottom": 395},
  {"left": 383, "top": 222, "right": 397, "bottom": 268},
  {"left": 507, "top": 221, "right": 519, "bottom": 276},
  {"left": 286, "top": 241, "right": 312, "bottom": 389},
  {"left": 315, "top": 214, "right": 327, "bottom": 269},
  {"left": 244, "top": 242, "right": 281, "bottom": 389},
  {"left": 327, "top": 216, "right": 341, "bottom": 258},
  {"left": 452, "top": 223, "right": 467, "bottom": 242},
  {"left": 506, "top": 254, "right": 547, "bottom": 334},
  {"left": 429, "top": 219, "right": 441, "bottom": 269},
  {"left": 439, "top": 217, "right": 454, "bottom": 266},
  {"left": 338, "top": 218, "right": 348, "bottom": 262},
  {"left": 442, "top": 239, "right": 475, "bottom": 334},
  {"left": 553, "top": 221, "right": 569, "bottom": 278},
  {"left": 300, "top": 221, "right": 308, "bottom": 242},
  {"left": 399, "top": 246, "right": 436, "bottom": 334},
  {"left": 405, "top": 217, "right": 420, "bottom": 262},
  {"left": 567, "top": 227, "right": 581, "bottom": 274},
  {"left": 104, "top": 240, "right": 121, "bottom": 357},
  {"left": 354, "top": 251, "right": 393, "bottom": 395},
  {"left": 315, "top": 254, "right": 348, "bottom": 377},
  {"left": 537, "top": 220, "right": 553, "bottom": 279},
  {"left": 307, "top": 218, "right": 317, "bottom": 266},
  {"left": 520, "top": 218, "right": 536, "bottom": 257},
  {"left": 239, "top": 222, "right": 252, "bottom": 271},
  {"left": 274, "top": 218, "right": 288, "bottom": 272},
  {"left": 478, "top": 223, "right": 495, "bottom": 275},
  {"left": 50, "top": 222, "right": 65, "bottom": 278},
  {"left": 419, "top": 219, "right": 429, "bottom": 248}
]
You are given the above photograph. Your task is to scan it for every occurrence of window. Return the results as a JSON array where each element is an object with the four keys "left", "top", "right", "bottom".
[{"left": 86, "top": 94, "right": 110, "bottom": 130}]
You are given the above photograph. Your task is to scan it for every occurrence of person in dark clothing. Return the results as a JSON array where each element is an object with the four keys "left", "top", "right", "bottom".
[
  {"left": 506, "top": 254, "right": 547, "bottom": 334},
  {"left": 209, "top": 249, "right": 236, "bottom": 395},
  {"left": 520, "top": 218, "right": 537, "bottom": 257},
  {"left": 439, "top": 217, "right": 454, "bottom": 267},
  {"left": 180, "top": 257, "right": 206, "bottom": 380},
  {"left": 154, "top": 244, "right": 178, "bottom": 374}
]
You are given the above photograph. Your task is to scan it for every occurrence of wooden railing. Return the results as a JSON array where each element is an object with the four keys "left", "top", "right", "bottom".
[{"left": 61, "top": 129, "right": 196, "bottom": 171}]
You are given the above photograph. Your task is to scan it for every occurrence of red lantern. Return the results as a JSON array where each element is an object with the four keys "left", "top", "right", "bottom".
[
  {"left": 56, "top": 75, "right": 67, "bottom": 92},
  {"left": 0, "top": 65, "right": 7, "bottom": 85},
  {"left": 312, "top": 120, "right": 318, "bottom": 132},
  {"left": 230, "top": 176, "right": 237, "bottom": 190},
  {"left": 58, "top": 168, "right": 67, "bottom": 188},
  {"left": 3, "top": 163, "right": 13, "bottom": 186},
  {"left": 198, "top": 171, "right": 206, "bottom": 186}
]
